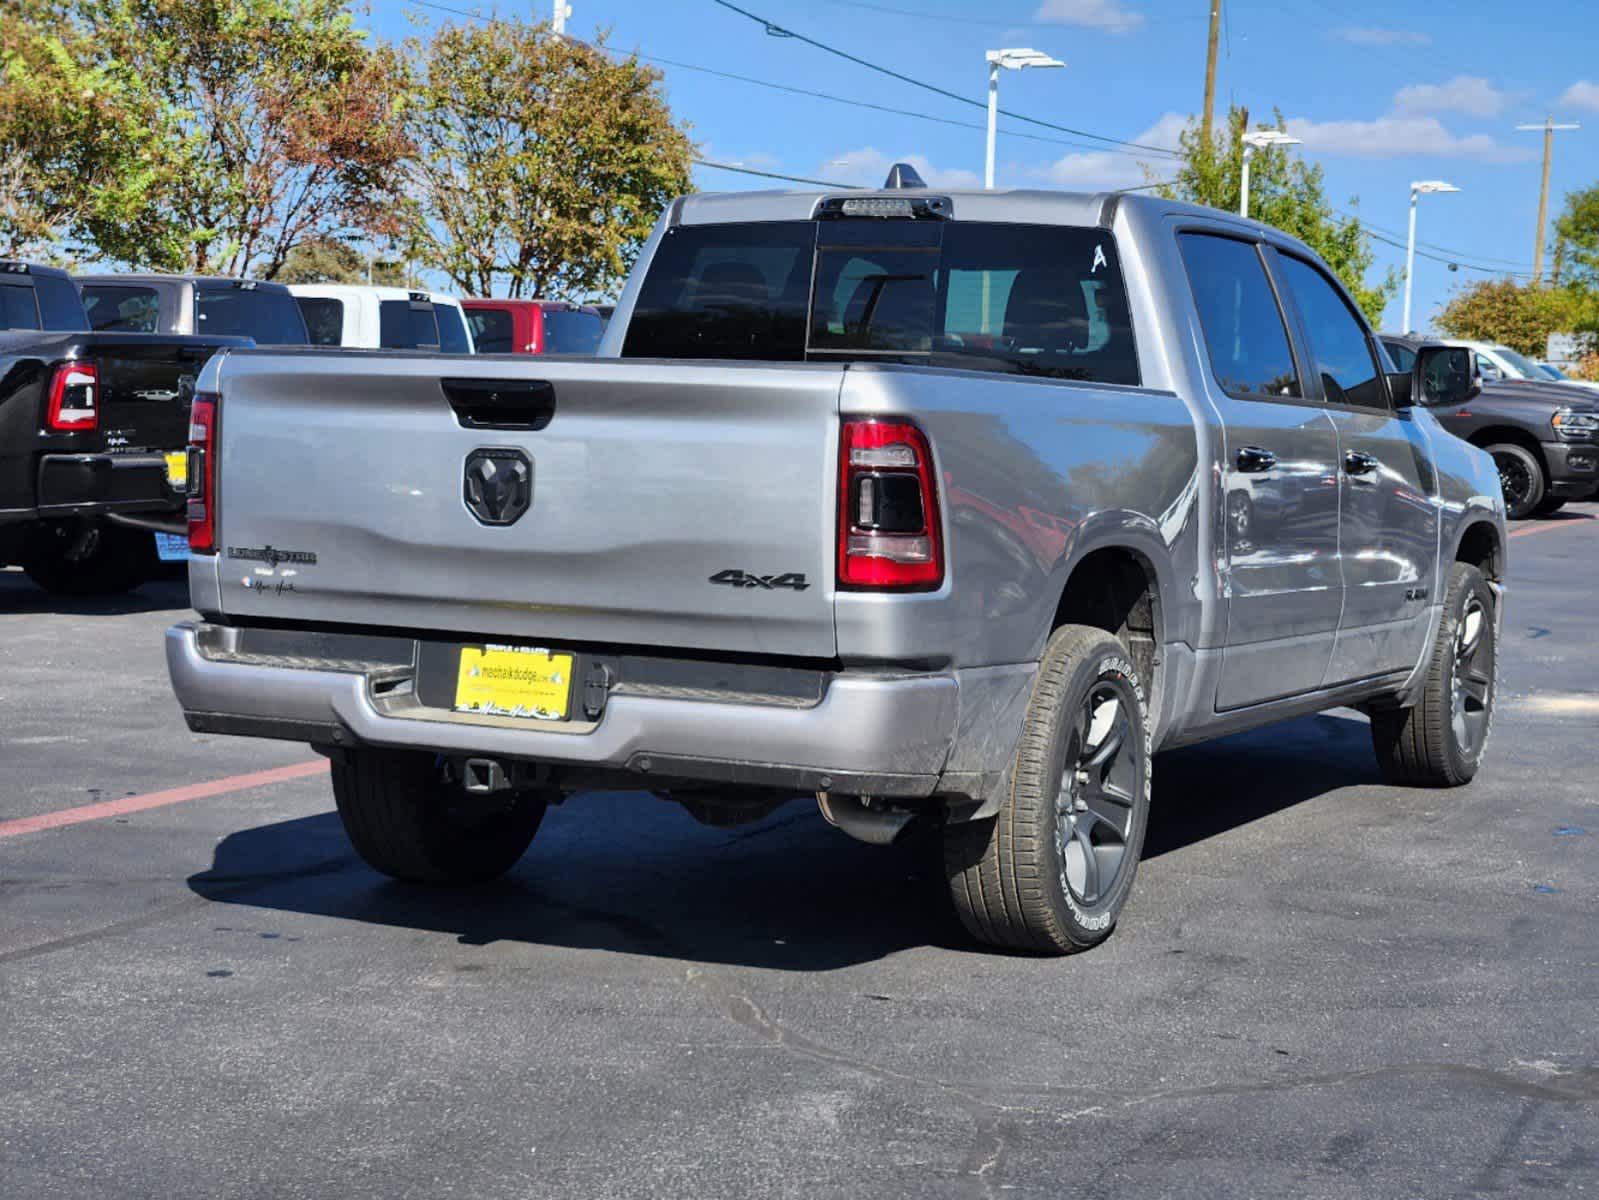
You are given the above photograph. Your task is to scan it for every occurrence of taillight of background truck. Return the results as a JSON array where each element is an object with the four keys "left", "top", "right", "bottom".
[
  {"left": 187, "top": 392, "right": 219, "bottom": 552},
  {"left": 837, "top": 417, "right": 943, "bottom": 590},
  {"left": 45, "top": 362, "right": 99, "bottom": 431}
]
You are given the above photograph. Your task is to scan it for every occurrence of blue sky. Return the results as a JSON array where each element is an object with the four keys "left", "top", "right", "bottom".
[{"left": 371, "top": 0, "right": 1599, "bottom": 331}]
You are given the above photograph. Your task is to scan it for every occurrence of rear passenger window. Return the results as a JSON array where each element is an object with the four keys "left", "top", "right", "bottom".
[
  {"left": 297, "top": 297, "right": 344, "bottom": 346},
  {"left": 0, "top": 282, "right": 39, "bottom": 329},
  {"left": 1178, "top": 233, "right": 1299, "bottom": 398},
  {"left": 435, "top": 304, "right": 472, "bottom": 354},
  {"left": 82, "top": 285, "right": 160, "bottom": 332},
  {"left": 467, "top": 307, "right": 514, "bottom": 353},
  {"left": 379, "top": 300, "right": 441, "bottom": 350},
  {"left": 35, "top": 276, "right": 85, "bottom": 330},
  {"left": 1277, "top": 254, "right": 1387, "bottom": 409}
]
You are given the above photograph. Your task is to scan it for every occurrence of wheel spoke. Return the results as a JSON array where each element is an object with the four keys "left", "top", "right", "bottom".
[
  {"left": 1460, "top": 670, "right": 1491, "bottom": 708},
  {"left": 1073, "top": 825, "right": 1101, "bottom": 901},
  {"left": 1083, "top": 710, "right": 1129, "bottom": 771},
  {"left": 1081, "top": 781, "right": 1133, "bottom": 838}
]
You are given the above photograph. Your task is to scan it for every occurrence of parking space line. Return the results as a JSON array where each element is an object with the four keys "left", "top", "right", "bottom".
[
  {"left": 0, "top": 760, "right": 328, "bottom": 840},
  {"left": 1509, "top": 515, "right": 1597, "bottom": 539}
]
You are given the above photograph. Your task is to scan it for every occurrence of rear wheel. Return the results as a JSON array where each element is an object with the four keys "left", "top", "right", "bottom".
[
  {"left": 331, "top": 748, "right": 546, "bottom": 883},
  {"left": 1485, "top": 443, "right": 1545, "bottom": 520},
  {"left": 1370, "top": 562, "right": 1496, "bottom": 787},
  {"left": 20, "top": 520, "right": 156, "bottom": 595},
  {"left": 943, "top": 625, "right": 1151, "bottom": 954}
]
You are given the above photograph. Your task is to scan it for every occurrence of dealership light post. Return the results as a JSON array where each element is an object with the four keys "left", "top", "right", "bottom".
[
  {"left": 985, "top": 48, "right": 1063, "bottom": 189},
  {"left": 1403, "top": 180, "right": 1460, "bottom": 334},
  {"left": 1239, "top": 129, "right": 1301, "bottom": 219}
]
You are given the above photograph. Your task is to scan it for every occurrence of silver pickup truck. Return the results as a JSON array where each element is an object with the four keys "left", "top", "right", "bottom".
[{"left": 166, "top": 180, "right": 1506, "bottom": 954}]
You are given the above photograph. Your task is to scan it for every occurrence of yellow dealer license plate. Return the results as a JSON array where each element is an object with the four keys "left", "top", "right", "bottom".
[
  {"left": 165, "top": 450, "right": 187, "bottom": 488},
  {"left": 454, "top": 645, "right": 573, "bottom": 721}
]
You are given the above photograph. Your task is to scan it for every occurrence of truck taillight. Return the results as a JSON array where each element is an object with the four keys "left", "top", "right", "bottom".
[
  {"left": 187, "top": 392, "right": 219, "bottom": 554},
  {"left": 45, "top": 362, "right": 99, "bottom": 431},
  {"left": 837, "top": 417, "right": 943, "bottom": 590}
]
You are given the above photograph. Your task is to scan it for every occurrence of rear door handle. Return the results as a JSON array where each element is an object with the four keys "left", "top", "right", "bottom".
[
  {"left": 1344, "top": 450, "right": 1379, "bottom": 477},
  {"left": 1235, "top": 445, "right": 1277, "bottom": 473}
]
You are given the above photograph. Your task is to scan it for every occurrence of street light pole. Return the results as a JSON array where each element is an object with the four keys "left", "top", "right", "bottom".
[
  {"left": 1403, "top": 180, "right": 1460, "bottom": 334},
  {"left": 983, "top": 48, "right": 1064, "bottom": 189},
  {"left": 1239, "top": 130, "right": 1301, "bottom": 219}
]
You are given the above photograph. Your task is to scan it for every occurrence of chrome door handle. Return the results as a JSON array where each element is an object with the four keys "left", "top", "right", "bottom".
[
  {"left": 1344, "top": 450, "right": 1379, "bottom": 476},
  {"left": 1235, "top": 445, "right": 1277, "bottom": 473}
]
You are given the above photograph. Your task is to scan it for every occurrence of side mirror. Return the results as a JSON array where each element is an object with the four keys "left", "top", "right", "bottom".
[{"left": 1408, "top": 345, "right": 1482, "bottom": 409}]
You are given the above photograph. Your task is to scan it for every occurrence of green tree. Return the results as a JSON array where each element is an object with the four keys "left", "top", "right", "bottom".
[
  {"left": 1434, "top": 278, "right": 1599, "bottom": 356},
  {"left": 11, "top": 0, "right": 412, "bottom": 276},
  {"left": 405, "top": 19, "right": 692, "bottom": 299},
  {"left": 277, "top": 237, "right": 405, "bottom": 286},
  {"left": 0, "top": 3, "right": 150, "bottom": 258},
  {"left": 1553, "top": 183, "right": 1599, "bottom": 293},
  {"left": 1156, "top": 106, "right": 1396, "bottom": 325}
]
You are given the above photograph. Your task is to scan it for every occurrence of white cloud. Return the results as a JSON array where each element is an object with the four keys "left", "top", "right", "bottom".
[
  {"left": 1393, "top": 76, "right": 1507, "bottom": 118},
  {"left": 1038, "top": 112, "right": 1186, "bottom": 191},
  {"left": 1034, "top": 0, "right": 1145, "bottom": 34},
  {"left": 1559, "top": 80, "right": 1599, "bottom": 111},
  {"left": 1330, "top": 26, "right": 1429, "bottom": 46},
  {"left": 1284, "top": 114, "right": 1530, "bottom": 161},
  {"left": 819, "top": 149, "right": 982, "bottom": 190}
]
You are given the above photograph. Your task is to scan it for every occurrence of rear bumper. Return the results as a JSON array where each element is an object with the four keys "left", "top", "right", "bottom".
[
  {"left": 165, "top": 622, "right": 1035, "bottom": 799},
  {"left": 36, "top": 452, "right": 183, "bottom": 519},
  {"left": 1540, "top": 441, "right": 1599, "bottom": 497}
]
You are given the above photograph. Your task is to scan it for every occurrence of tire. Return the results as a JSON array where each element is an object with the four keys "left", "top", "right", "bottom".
[
  {"left": 331, "top": 748, "right": 546, "bottom": 883},
  {"left": 1485, "top": 443, "right": 1545, "bottom": 520},
  {"left": 1370, "top": 562, "right": 1497, "bottom": 787},
  {"left": 943, "top": 625, "right": 1152, "bottom": 954},
  {"left": 21, "top": 521, "right": 156, "bottom": 595},
  {"left": 1534, "top": 496, "right": 1567, "bottom": 517}
]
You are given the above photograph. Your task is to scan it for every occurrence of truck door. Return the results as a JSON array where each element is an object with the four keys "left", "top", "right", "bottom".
[
  {"left": 1270, "top": 250, "right": 1437, "bottom": 682},
  {"left": 1177, "top": 231, "right": 1343, "bottom": 710}
]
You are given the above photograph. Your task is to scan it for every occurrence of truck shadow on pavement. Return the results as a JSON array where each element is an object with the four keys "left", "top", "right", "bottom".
[
  {"left": 0, "top": 570, "right": 190, "bottom": 616},
  {"left": 188, "top": 712, "right": 1380, "bottom": 969}
]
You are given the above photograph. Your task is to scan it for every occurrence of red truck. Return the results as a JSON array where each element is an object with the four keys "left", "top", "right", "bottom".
[{"left": 460, "top": 299, "right": 605, "bottom": 356}]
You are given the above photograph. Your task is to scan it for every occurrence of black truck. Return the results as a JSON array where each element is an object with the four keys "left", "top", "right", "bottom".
[
  {"left": 1383, "top": 334, "right": 1599, "bottom": 519},
  {"left": 0, "top": 261, "right": 249, "bottom": 594}
]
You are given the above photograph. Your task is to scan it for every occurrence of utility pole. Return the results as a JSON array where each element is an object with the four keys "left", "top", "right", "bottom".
[
  {"left": 551, "top": 0, "right": 571, "bottom": 36},
  {"left": 1516, "top": 116, "right": 1579, "bottom": 284},
  {"left": 1201, "top": 0, "right": 1221, "bottom": 146}
]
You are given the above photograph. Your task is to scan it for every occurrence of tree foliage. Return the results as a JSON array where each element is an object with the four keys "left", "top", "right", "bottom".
[
  {"left": 1553, "top": 183, "right": 1599, "bottom": 293},
  {"left": 1435, "top": 278, "right": 1599, "bottom": 357},
  {"left": 277, "top": 236, "right": 405, "bottom": 285},
  {"left": 405, "top": 20, "right": 693, "bottom": 299},
  {"left": 0, "top": 2, "right": 149, "bottom": 258},
  {"left": 4, "top": 0, "right": 411, "bottom": 276},
  {"left": 1156, "top": 106, "right": 1396, "bottom": 325}
]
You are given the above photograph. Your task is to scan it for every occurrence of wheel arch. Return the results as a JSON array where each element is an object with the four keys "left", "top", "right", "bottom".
[{"left": 1049, "top": 540, "right": 1167, "bottom": 720}]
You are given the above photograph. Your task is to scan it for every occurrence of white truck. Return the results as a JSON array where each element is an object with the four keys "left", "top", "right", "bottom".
[{"left": 289, "top": 285, "right": 475, "bottom": 355}]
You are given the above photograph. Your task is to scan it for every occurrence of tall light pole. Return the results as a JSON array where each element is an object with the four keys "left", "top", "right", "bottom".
[
  {"left": 1515, "top": 116, "right": 1579, "bottom": 283},
  {"left": 1239, "top": 129, "right": 1300, "bottom": 219},
  {"left": 985, "top": 48, "right": 1063, "bottom": 189},
  {"left": 1403, "top": 180, "right": 1460, "bottom": 334},
  {"left": 552, "top": 0, "right": 571, "bottom": 36}
]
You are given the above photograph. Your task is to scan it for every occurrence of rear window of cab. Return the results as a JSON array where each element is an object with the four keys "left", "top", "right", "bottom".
[{"left": 622, "top": 218, "right": 1139, "bottom": 386}]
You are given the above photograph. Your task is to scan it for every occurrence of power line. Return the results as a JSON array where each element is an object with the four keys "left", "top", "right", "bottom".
[
  {"left": 695, "top": 158, "right": 860, "bottom": 188},
  {"left": 639, "top": 53, "right": 1174, "bottom": 161},
  {"left": 708, "top": 0, "right": 1183, "bottom": 158}
]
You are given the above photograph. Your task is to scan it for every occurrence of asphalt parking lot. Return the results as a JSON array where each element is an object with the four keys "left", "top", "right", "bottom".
[{"left": 3, "top": 508, "right": 1598, "bottom": 1199}]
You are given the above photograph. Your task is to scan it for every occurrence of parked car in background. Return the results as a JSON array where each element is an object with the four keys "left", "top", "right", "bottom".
[
  {"left": 168, "top": 183, "right": 1507, "bottom": 955},
  {"left": 2, "top": 261, "right": 249, "bottom": 593},
  {"left": 76, "top": 274, "right": 308, "bottom": 347},
  {"left": 1436, "top": 337, "right": 1599, "bottom": 396},
  {"left": 1536, "top": 362, "right": 1574, "bottom": 382},
  {"left": 461, "top": 298, "right": 604, "bottom": 355},
  {"left": 1383, "top": 334, "right": 1599, "bottom": 517},
  {"left": 290, "top": 285, "right": 474, "bottom": 354}
]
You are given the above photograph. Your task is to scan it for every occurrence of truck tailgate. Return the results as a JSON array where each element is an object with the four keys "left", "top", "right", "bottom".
[{"left": 211, "top": 353, "right": 845, "bottom": 658}]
